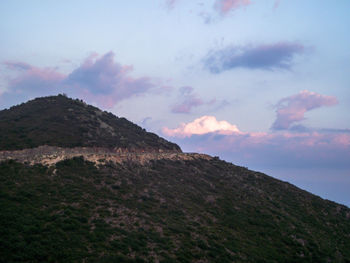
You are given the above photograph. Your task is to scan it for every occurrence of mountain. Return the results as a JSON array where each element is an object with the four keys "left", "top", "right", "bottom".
[
  {"left": 0, "top": 94, "right": 180, "bottom": 152},
  {"left": 0, "top": 95, "right": 349, "bottom": 263}
]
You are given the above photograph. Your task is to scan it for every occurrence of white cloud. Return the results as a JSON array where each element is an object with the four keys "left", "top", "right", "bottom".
[{"left": 162, "top": 115, "right": 241, "bottom": 137}]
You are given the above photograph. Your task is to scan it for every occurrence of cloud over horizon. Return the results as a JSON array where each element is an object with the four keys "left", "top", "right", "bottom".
[
  {"left": 162, "top": 89, "right": 347, "bottom": 171},
  {"left": 163, "top": 115, "right": 241, "bottom": 137},
  {"left": 1, "top": 52, "right": 158, "bottom": 109},
  {"left": 204, "top": 42, "right": 305, "bottom": 73},
  {"left": 272, "top": 90, "right": 338, "bottom": 130},
  {"left": 162, "top": 115, "right": 350, "bottom": 170}
]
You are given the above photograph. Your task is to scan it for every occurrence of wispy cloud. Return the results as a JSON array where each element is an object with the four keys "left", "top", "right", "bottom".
[
  {"left": 4, "top": 61, "right": 33, "bottom": 71},
  {"left": 2, "top": 52, "right": 158, "bottom": 109},
  {"left": 165, "top": 0, "right": 179, "bottom": 9},
  {"left": 3, "top": 61, "right": 65, "bottom": 100},
  {"left": 272, "top": 90, "right": 338, "bottom": 130},
  {"left": 204, "top": 42, "right": 305, "bottom": 73},
  {"left": 171, "top": 86, "right": 215, "bottom": 114},
  {"left": 273, "top": 0, "right": 281, "bottom": 9},
  {"left": 214, "top": 0, "right": 251, "bottom": 15}
]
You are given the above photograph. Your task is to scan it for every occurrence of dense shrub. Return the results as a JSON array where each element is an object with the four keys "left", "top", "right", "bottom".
[{"left": 0, "top": 158, "right": 349, "bottom": 262}]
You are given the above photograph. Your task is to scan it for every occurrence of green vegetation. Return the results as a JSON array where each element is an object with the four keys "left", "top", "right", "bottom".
[
  {"left": 0, "top": 94, "right": 180, "bottom": 151},
  {"left": 1, "top": 95, "right": 349, "bottom": 262},
  {"left": 1, "top": 157, "right": 349, "bottom": 262}
]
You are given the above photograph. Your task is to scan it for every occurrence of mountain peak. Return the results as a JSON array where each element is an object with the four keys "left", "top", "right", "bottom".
[
  {"left": 1, "top": 95, "right": 350, "bottom": 262},
  {"left": 0, "top": 94, "right": 181, "bottom": 152}
]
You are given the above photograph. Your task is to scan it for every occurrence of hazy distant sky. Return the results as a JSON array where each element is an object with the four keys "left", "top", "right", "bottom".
[{"left": 1, "top": 0, "right": 349, "bottom": 206}]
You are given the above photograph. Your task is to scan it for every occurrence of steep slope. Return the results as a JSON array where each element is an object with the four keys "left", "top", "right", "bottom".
[
  {"left": 0, "top": 157, "right": 349, "bottom": 262},
  {"left": 0, "top": 94, "right": 180, "bottom": 152},
  {"left": 0, "top": 96, "right": 349, "bottom": 262}
]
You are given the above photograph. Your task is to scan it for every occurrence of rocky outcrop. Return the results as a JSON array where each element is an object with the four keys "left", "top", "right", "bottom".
[{"left": 0, "top": 145, "right": 212, "bottom": 166}]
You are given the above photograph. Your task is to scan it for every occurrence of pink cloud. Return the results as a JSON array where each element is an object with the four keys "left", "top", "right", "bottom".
[
  {"left": 4, "top": 61, "right": 65, "bottom": 82},
  {"left": 3, "top": 61, "right": 65, "bottom": 98},
  {"left": 272, "top": 90, "right": 338, "bottom": 130},
  {"left": 2, "top": 52, "right": 157, "bottom": 109},
  {"left": 65, "top": 52, "right": 154, "bottom": 99},
  {"left": 215, "top": 0, "right": 251, "bottom": 15},
  {"left": 162, "top": 115, "right": 350, "bottom": 170},
  {"left": 163, "top": 115, "right": 241, "bottom": 137}
]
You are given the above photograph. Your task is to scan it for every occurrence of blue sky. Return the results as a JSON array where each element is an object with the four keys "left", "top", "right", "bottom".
[{"left": 1, "top": 0, "right": 349, "bottom": 206}]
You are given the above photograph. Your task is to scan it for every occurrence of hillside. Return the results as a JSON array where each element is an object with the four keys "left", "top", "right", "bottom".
[
  {"left": 0, "top": 94, "right": 180, "bottom": 152},
  {"left": 1, "top": 157, "right": 349, "bottom": 262},
  {"left": 0, "top": 96, "right": 349, "bottom": 262}
]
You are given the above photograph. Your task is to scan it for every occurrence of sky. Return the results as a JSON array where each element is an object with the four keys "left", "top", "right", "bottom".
[{"left": 1, "top": 0, "right": 349, "bottom": 206}]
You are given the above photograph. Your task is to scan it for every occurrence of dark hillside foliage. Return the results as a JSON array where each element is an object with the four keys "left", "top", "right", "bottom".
[
  {"left": 1, "top": 95, "right": 349, "bottom": 262},
  {"left": 0, "top": 94, "right": 180, "bottom": 152},
  {"left": 0, "top": 157, "right": 349, "bottom": 262}
]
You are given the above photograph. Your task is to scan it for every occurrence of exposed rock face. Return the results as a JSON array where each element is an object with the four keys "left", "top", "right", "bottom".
[{"left": 0, "top": 145, "right": 211, "bottom": 166}]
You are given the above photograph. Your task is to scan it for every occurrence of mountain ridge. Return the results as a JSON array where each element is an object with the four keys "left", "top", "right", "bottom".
[
  {"left": 0, "top": 94, "right": 181, "bottom": 152},
  {"left": 0, "top": 95, "right": 349, "bottom": 262}
]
